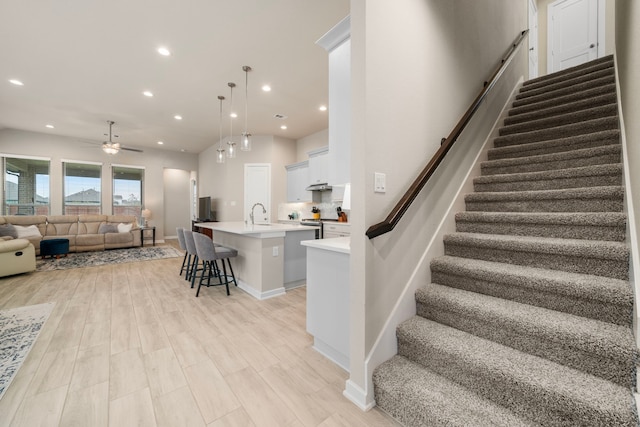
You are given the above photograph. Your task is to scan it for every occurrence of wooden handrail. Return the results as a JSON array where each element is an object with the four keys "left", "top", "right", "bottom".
[{"left": 366, "top": 29, "right": 529, "bottom": 239}]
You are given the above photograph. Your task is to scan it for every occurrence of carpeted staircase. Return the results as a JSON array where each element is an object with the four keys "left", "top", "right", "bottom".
[{"left": 373, "top": 56, "right": 640, "bottom": 426}]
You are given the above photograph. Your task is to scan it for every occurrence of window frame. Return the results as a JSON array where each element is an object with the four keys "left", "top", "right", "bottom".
[
  {"left": 62, "top": 159, "right": 102, "bottom": 215},
  {"left": 112, "top": 164, "right": 145, "bottom": 218},
  {"left": 1, "top": 154, "right": 51, "bottom": 216}
]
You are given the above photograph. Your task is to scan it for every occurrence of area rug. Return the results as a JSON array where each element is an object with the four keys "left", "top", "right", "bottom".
[
  {"left": 36, "top": 246, "right": 183, "bottom": 272},
  {"left": 0, "top": 302, "right": 54, "bottom": 400}
]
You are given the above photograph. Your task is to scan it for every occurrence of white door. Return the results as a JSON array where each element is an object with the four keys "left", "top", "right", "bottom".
[
  {"left": 548, "top": 0, "right": 598, "bottom": 73},
  {"left": 528, "top": 0, "right": 539, "bottom": 79},
  {"left": 244, "top": 163, "right": 271, "bottom": 224}
]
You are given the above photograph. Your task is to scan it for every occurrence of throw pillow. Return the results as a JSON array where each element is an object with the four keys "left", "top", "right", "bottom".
[
  {"left": 117, "top": 223, "right": 133, "bottom": 233},
  {"left": 99, "top": 224, "right": 118, "bottom": 234},
  {"left": 14, "top": 224, "right": 42, "bottom": 239},
  {"left": 0, "top": 224, "right": 18, "bottom": 239}
]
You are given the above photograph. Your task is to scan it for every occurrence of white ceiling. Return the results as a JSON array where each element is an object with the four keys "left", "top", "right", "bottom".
[{"left": 0, "top": 0, "right": 349, "bottom": 154}]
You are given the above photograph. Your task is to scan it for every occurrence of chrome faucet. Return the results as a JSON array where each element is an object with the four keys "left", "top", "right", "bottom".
[{"left": 250, "top": 202, "right": 267, "bottom": 225}]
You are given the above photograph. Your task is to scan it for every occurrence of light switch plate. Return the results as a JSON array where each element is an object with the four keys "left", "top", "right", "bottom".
[{"left": 374, "top": 172, "right": 386, "bottom": 193}]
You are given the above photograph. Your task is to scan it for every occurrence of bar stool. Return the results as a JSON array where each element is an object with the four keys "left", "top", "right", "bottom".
[
  {"left": 182, "top": 230, "right": 202, "bottom": 286},
  {"left": 192, "top": 232, "right": 238, "bottom": 297},
  {"left": 176, "top": 228, "right": 191, "bottom": 278}
]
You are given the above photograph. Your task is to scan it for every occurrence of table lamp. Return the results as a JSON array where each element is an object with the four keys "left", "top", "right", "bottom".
[{"left": 142, "top": 209, "right": 152, "bottom": 227}]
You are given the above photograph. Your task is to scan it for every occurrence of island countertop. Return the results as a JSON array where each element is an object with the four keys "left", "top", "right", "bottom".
[{"left": 196, "top": 221, "right": 319, "bottom": 238}]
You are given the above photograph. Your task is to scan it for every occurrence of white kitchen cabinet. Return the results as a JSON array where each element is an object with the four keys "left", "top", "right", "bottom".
[
  {"left": 323, "top": 222, "right": 350, "bottom": 239},
  {"left": 308, "top": 147, "right": 329, "bottom": 185},
  {"left": 317, "top": 17, "right": 351, "bottom": 186},
  {"left": 285, "top": 161, "right": 311, "bottom": 202}
]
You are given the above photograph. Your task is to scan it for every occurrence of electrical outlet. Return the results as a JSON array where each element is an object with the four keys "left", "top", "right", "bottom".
[
  {"left": 374, "top": 172, "right": 386, "bottom": 193},
  {"left": 272, "top": 246, "right": 279, "bottom": 257}
]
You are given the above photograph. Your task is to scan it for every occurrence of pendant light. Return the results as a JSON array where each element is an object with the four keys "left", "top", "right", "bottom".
[
  {"left": 227, "top": 82, "right": 237, "bottom": 158},
  {"left": 216, "top": 95, "right": 226, "bottom": 163},
  {"left": 241, "top": 65, "right": 252, "bottom": 151}
]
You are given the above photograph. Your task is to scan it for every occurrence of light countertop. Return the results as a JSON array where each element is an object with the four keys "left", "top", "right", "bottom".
[
  {"left": 195, "top": 221, "right": 319, "bottom": 237},
  {"left": 301, "top": 237, "right": 350, "bottom": 254}
]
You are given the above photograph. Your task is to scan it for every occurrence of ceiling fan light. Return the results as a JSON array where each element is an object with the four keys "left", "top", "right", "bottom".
[{"left": 103, "top": 143, "right": 119, "bottom": 155}]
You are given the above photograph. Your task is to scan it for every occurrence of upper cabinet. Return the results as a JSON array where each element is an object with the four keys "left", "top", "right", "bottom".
[
  {"left": 308, "top": 147, "right": 329, "bottom": 185},
  {"left": 317, "top": 16, "right": 351, "bottom": 186},
  {"left": 285, "top": 161, "right": 312, "bottom": 203}
]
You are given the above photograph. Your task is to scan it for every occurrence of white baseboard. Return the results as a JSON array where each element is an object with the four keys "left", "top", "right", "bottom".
[
  {"left": 343, "top": 379, "right": 375, "bottom": 411},
  {"left": 237, "top": 280, "right": 286, "bottom": 300},
  {"left": 312, "top": 338, "right": 349, "bottom": 372}
]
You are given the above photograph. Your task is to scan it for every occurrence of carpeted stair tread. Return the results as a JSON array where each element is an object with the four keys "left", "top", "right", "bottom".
[
  {"left": 430, "top": 255, "right": 633, "bottom": 326},
  {"left": 373, "top": 355, "right": 538, "bottom": 427},
  {"left": 515, "top": 67, "right": 614, "bottom": 101},
  {"left": 499, "top": 103, "right": 617, "bottom": 136},
  {"left": 396, "top": 316, "right": 637, "bottom": 426},
  {"left": 493, "top": 116, "right": 619, "bottom": 148},
  {"left": 455, "top": 211, "right": 626, "bottom": 241},
  {"left": 473, "top": 163, "right": 622, "bottom": 192},
  {"left": 488, "top": 129, "right": 620, "bottom": 160},
  {"left": 512, "top": 74, "right": 616, "bottom": 109},
  {"left": 504, "top": 92, "right": 617, "bottom": 126},
  {"left": 415, "top": 283, "right": 638, "bottom": 387},
  {"left": 465, "top": 185, "right": 624, "bottom": 213},
  {"left": 509, "top": 83, "right": 617, "bottom": 117},
  {"left": 522, "top": 55, "right": 613, "bottom": 89},
  {"left": 443, "top": 232, "right": 628, "bottom": 279},
  {"left": 482, "top": 144, "right": 621, "bottom": 175}
]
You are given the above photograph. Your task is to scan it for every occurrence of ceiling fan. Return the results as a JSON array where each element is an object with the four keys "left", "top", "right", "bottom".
[{"left": 102, "top": 120, "right": 143, "bottom": 154}]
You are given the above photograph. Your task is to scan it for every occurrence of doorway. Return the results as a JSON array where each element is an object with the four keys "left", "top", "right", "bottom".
[
  {"left": 244, "top": 163, "right": 271, "bottom": 224},
  {"left": 547, "top": 0, "right": 599, "bottom": 73}
]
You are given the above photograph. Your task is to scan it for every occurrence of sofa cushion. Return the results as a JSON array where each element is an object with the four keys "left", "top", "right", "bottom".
[
  {"left": 4, "top": 215, "right": 47, "bottom": 237},
  {"left": 45, "top": 215, "right": 79, "bottom": 237},
  {"left": 78, "top": 215, "right": 107, "bottom": 235},
  {"left": 117, "top": 223, "right": 133, "bottom": 233},
  {"left": 0, "top": 224, "right": 17, "bottom": 239},
  {"left": 99, "top": 224, "right": 118, "bottom": 234},
  {"left": 14, "top": 224, "right": 43, "bottom": 239}
]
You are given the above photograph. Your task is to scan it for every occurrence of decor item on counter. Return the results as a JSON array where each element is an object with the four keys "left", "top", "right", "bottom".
[
  {"left": 141, "top": 208, "right": 152, "bottom": 227},
  {"left": 227, "top": 82, "right": 237, "bottom": 158},
  {"left": 0, "top": 302, "right": 54, "bottom": 401},
  {"left": 36, "top": 245, "right": 182, "bottom": 272},
  {"left": 337, "top": 206, "right": 348, "bottom": 222},
  {"left": 241, "top": 65, "right": 252, "bottom": 151},
  {"left": 312, "top": 206, "right": 320, "bottom": 220},
  {"left": 216, "top": 95, "right": 226, "bottom": 163}
]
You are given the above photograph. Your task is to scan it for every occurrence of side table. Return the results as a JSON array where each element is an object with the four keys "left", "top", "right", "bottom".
[{"left": 140, "top": 226, "right": 156, "bottom": 247}]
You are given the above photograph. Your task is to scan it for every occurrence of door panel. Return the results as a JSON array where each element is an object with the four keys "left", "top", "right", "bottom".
[
  {"left": 548, "top": 0, "right": 598, "bottom": 73},
  {"left": 244, "top": 164, "right": 271, "bottom": 224}
]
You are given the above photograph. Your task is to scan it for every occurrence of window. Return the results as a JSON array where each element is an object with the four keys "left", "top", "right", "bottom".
[
  {"left": 112, "top": 165, "right": 144, "bottom": 217},
  {"left": 2, "top": 155, "right": 50, "bottom": 216},
  {"left": 63, "top": 161, "right": 102, "bottom": 215}
]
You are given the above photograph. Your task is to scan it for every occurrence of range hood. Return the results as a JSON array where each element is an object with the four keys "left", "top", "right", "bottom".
[{"left": 305, "top": 183, "right": 332, "bottom": 191}]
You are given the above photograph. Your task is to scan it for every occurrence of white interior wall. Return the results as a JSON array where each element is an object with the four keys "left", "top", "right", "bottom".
[
  {"left": 198, "top": 135, "right": 296, "bottom": 222},
  {"left": 163, "top": 168, "right": 192, "bottom": 239},
  {"left": 348, "top": 0, "right": 528, "bottom": 408},
  {"left": 295, "top": 129, "right": 328, "bottom": 162},
  {"left": 0, "top": 128, "right": 198, "bottom": 241}
]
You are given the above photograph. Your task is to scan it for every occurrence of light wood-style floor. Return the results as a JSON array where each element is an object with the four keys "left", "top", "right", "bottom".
[{"left": 0, "top": 242, "right": 399, "bottom": 427}]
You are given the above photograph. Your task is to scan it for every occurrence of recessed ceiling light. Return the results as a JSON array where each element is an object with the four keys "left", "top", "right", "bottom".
[
  {"left": 143, "top": 91, "right": 154, "bottom": 97},
  {"left": 45, "top": 124, "right": 54, "bottom": 129},
  {"left": 9, "top": 79, "right": 24, "bottom": 86},
  {"left": 230, "top": 112, "right": 237, "bottom": 118},
  {"left": 319, "top": 105, "right": 327, "bottom": 111},
  {"left": 174, "top": 115, "right": 182, "bottom": 120},
  {"left": 157, "top": 47, "right": 171, "bottom": 56},
  {"left": 157, "top": 141, "right": 164, "bottom": 145},
  {"left": 180, "top": 149, "right": 186, "bottom": 152},
  {"left": 262, "top": 85, "right": 271, "bottom": 92},
  {"left": 280, "top": 125, "right": 287, "bottom": 130}
]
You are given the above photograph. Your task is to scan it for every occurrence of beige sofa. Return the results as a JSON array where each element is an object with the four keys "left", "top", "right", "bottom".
[
  {"left": 0, "top": 238, "right": 36, "bottom": 276},
  {"left": 0, "top": 214, "right": 141, "bottom": 255}
]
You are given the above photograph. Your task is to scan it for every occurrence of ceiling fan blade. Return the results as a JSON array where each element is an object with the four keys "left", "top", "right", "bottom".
[{"left": 121, "top": 146, "right": 144, "bottom": 153}]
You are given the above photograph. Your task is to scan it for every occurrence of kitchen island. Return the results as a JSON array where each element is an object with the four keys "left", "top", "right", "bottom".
[{"left": 195, "top": 222, "right": 318, "bottom": 300}]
